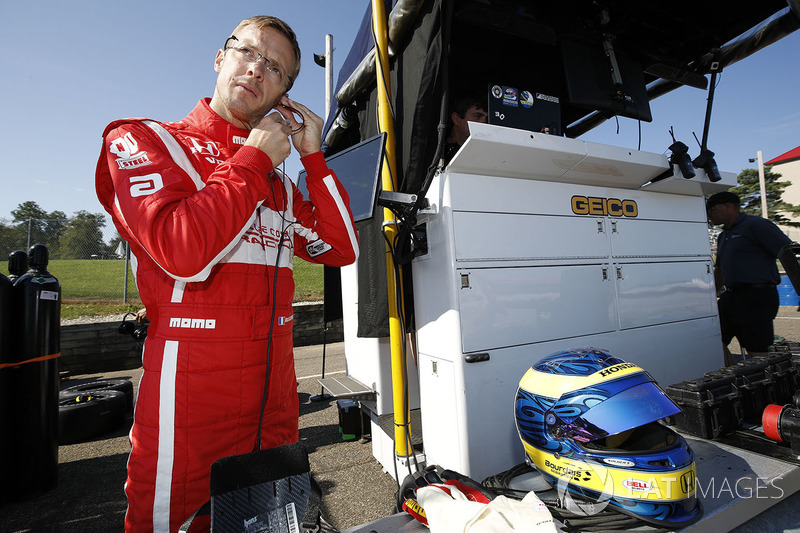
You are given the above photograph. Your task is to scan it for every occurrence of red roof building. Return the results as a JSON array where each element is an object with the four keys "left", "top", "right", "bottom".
[
  {"left": 766, "top": 145, "right": 800, "bottom": 242},
  {"left": 766, "top": 146, "right": 800, "bottom": 165}
]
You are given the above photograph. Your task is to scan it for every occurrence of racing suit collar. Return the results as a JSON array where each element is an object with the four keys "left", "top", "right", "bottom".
[{"left": 184, "top": 98, "right": 253, "bottom": 152}]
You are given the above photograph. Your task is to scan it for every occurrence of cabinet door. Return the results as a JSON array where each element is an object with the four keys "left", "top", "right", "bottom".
[
  {"left": 453, "top": 211, "right": 609, "bottom": 261},
  {"left": 458, "top": 264, "right": 616, "bottom": 353},
  {"left": 610, "top": 219, "right": 711, "bottom": 258},
  {"left": 615, "top": 261, "right": 716, "bottom": 329}
]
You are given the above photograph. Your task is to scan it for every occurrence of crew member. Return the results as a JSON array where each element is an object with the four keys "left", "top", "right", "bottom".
[
  {"left": 95, "top": 16, "right": 358, "bottom": 531},
  {"left": 444, "top": 94, "right": 488, "bottom": 163},
  {"left": 707, "top": 191, "right": 790, "bottom": 363}
]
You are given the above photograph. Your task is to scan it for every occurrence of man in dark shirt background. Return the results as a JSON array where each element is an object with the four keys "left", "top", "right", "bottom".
[
  {"left": 443, "top": 94, "right": 488, "bottom": 164},
  {"left": 707, "top": 191, "right": 792, "bottom": 364}
]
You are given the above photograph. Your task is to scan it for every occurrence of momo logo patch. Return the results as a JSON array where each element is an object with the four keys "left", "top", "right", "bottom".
[
  {"left": 109, "top": 132, "right": 152, "bottom": 170},
  {"left": 169, "top": 317, "right": 216, "bottom": 329}
]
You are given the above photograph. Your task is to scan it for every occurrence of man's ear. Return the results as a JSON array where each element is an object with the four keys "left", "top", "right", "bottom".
[
  {"left": 451, "top": 111, "right": 463, "bottom": 126},
  {"left": 214, "top": 49, "right": 225, "bottom": 73}
]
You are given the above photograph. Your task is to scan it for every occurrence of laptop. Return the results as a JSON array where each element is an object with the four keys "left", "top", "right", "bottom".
[
  {"left": 487, "top": 83, "right": 562, "bottom": 136},
  {"left": 297, "top": 133, "right": 386, "bottom": 223}
]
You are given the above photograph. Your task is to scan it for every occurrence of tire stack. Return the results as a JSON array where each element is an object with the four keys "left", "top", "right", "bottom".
[{"left": 58, "top": 379, "right": 134, "bottom": 445}]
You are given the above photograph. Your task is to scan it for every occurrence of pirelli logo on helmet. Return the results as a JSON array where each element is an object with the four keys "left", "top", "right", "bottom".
[
  {"left": 169, "top": 317, "right": 216, "bottom": 329},
  {"left": 571, "top": 195, "right": 638, "bottom": 217},
  {"left": 597, "top": 362, "right": 639, "bottom": 378}
]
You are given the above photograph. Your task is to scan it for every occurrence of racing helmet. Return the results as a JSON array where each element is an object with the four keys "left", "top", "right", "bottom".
[{"left": 514, "top": 348, "right": 702, "bottom": 527}]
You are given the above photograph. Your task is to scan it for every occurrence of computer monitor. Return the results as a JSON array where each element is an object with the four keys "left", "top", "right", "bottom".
[
  {"left": 560, "top": 39, "right": 652, "bottom": 123},
  {"left": 297, "top": 133, "right": 386, "bottom": 223}
]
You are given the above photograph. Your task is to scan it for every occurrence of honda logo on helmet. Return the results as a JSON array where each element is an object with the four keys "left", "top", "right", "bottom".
[{"left": 681, "top": 471, "right": 696, "bottom": 493}]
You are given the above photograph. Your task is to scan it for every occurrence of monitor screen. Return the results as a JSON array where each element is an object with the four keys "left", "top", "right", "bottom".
[
  {"left": 560, "top": 39, "right": 652, "bottom": 123},
  {"left": 297, "top": 133, "right": 386, "bottom": 223}
]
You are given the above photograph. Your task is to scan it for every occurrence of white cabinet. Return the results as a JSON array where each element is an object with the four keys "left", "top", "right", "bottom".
[{"left": 410, "top": 128, "right": 728, "bottom": 480}]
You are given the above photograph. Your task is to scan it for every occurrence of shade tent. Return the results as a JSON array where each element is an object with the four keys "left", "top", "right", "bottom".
[{"left": 322, "top": 0, "right": 800, "bottom": 337}]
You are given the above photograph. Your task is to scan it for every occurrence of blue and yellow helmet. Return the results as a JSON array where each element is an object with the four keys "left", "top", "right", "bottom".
[{"left": 515, "top": 348, "right": 702, "bottom": 527}]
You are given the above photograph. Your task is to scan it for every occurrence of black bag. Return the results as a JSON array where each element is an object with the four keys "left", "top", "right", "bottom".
[
  {"left": 210, "top": 442, "right": 322, "bottom": 532},
  {"left": 180, "top": 442, "right": 324, "bottom": 532}
]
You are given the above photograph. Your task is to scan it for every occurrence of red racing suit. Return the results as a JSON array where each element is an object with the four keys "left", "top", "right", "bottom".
[{"left": 95, "top": 98, "right": 358, "bottom": 532}]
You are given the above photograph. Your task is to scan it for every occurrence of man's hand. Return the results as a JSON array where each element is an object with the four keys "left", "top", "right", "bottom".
[
  {"left": 278, "top": 96, "right": 323, "bottom": 158},
  {"left": 245, "top": 112, "right": 293, "bottom": 166}
]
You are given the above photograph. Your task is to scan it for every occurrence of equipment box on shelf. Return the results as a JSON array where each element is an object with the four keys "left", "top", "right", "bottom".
[
  {"left": 666, "top": 373, "right": 743, "bottom": 439},
  {"left": 769, "top": 341, "right": 800, "bottom": 355},
  {"left": 718, "top": 359, "right": 775, "bottom": 422},
  {"left": 753, "top": 353, "right": 798, "bottom": 406}
]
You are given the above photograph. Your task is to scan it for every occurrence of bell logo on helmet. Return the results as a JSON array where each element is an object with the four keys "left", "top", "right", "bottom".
[{"left": 623, "top": 478, "right": 654, "bottom": 493}]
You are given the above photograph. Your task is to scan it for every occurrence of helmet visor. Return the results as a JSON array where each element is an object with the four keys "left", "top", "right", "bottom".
[{"left": 564, "top": 382, "right": 681, "bottom": 442}]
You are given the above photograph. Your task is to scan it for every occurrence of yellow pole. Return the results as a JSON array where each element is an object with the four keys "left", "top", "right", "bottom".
[{"left": 371, "top": 0, "right": 410, "bottom": 458}]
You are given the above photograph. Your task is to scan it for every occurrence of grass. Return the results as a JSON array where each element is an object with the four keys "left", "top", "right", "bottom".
[{"left": 2, "top": 258, "right": 324, "bottom": 320}]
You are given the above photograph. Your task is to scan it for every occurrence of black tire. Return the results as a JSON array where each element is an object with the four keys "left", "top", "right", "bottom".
[
  {"left": 61, "top": 379, "right": 134, "bottom": 413},
  {"left": 58, "top": 391, "right": 127, "bottom": 445}
]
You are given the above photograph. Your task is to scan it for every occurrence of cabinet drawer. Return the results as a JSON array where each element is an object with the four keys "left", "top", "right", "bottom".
[
  {"left": 616, "top": 261, "right": 715, "bottom": 329},
  {"left": 458, "top": 265, "right": 615, "bottom": 352},
  {"left": 453, "top": 211, "right": 608, "bottom": 261}
]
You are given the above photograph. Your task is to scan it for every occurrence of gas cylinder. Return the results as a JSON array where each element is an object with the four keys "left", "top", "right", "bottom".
[
  {"left": 7, "top": 249, "right": 29, "bottom": 281},
  {"left": 2, "top": 244, "right": 61, "bottom": 500},
  {"left": 0, "top": 271, "right": 12, "bottom": 503},
  {"left": 0, "top": 271, "right": 12, "bottom": 363}
]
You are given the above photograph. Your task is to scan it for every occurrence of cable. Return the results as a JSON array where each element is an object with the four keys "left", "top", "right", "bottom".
[
  {"left": 381, "top": 225, "right": 418, "bottom": 481},
  {"left": 370, "top": 17, "right": 397, "bottom": 125},
  {"left": 480, "top": 462, "right": 663, "bottom": 531},
  {"left": 254, "top": 168, "right": 294, "bottom": 452}
]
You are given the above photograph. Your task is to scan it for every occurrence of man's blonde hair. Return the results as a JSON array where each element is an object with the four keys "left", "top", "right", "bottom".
[{"left": 231, "top": 16, "right": 301, "bottom": 88}]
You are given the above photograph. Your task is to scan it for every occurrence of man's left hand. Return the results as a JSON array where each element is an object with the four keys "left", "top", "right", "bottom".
[{"left": 278, "top": 96, "right": 322, "bottom": 158}]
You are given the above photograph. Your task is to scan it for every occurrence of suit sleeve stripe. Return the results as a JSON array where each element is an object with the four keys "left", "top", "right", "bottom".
[
  {"left": 322, "top": 174, "right": 359, "bottom": 259},
  {"left": 115, "top": 122, "right": 260, "bottom": 283},
  {"left": 144, "top": 121, "right": 205, "bottom": 191}
]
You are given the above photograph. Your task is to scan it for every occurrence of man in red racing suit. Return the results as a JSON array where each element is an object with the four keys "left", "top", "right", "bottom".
[{"left": 95, "top": 16, "right": 358, "bottom": 532}]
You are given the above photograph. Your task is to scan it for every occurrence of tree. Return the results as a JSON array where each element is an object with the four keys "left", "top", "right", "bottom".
[
  {"left": 58, "top": 211, "right": 109, "bottom": 259},
  {"left": 729, "top": 166, "right": 800, "bottom": 226},
  {"left": 9, "top": 201, "right": 66, "bottom": 254},
  {"left": 0, "top": 218, "right": 28, "bottom": 258}
]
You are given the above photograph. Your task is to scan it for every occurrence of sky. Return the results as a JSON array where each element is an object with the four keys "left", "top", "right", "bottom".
[{"left": 1, "top": 1, "right": 799, "bottom": 242}]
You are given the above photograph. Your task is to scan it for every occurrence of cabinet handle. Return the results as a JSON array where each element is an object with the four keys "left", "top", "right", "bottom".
[
  {"left": 616, "top": 267, "right": 624, "bottom": 280},
  {"left": 611, "top": 220, "right": 618, "bottom": 233},
  {"left": 602, "top": 267, "right": 609, "bottom": 280},
  {"left": 597, "top": 220, "right": 604, "bottom": 233}
]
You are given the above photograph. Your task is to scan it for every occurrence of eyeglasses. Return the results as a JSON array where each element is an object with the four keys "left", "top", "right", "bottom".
[{"left": 224, "top": 36, "right": 294, "bottom": 88}]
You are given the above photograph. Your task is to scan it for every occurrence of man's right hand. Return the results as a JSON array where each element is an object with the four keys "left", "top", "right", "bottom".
[{"left": 245, "top": 112, "right": 293, "bottom": 166}]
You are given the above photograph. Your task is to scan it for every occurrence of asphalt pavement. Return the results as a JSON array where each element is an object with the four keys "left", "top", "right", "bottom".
[{"left": 2, "top": 307, "right": 800, "bottom": 532}]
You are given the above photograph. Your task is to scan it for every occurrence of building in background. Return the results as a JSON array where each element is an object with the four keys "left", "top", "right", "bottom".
[{"left": 768, "top": 145, "right": 800, "bottom": 241}]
